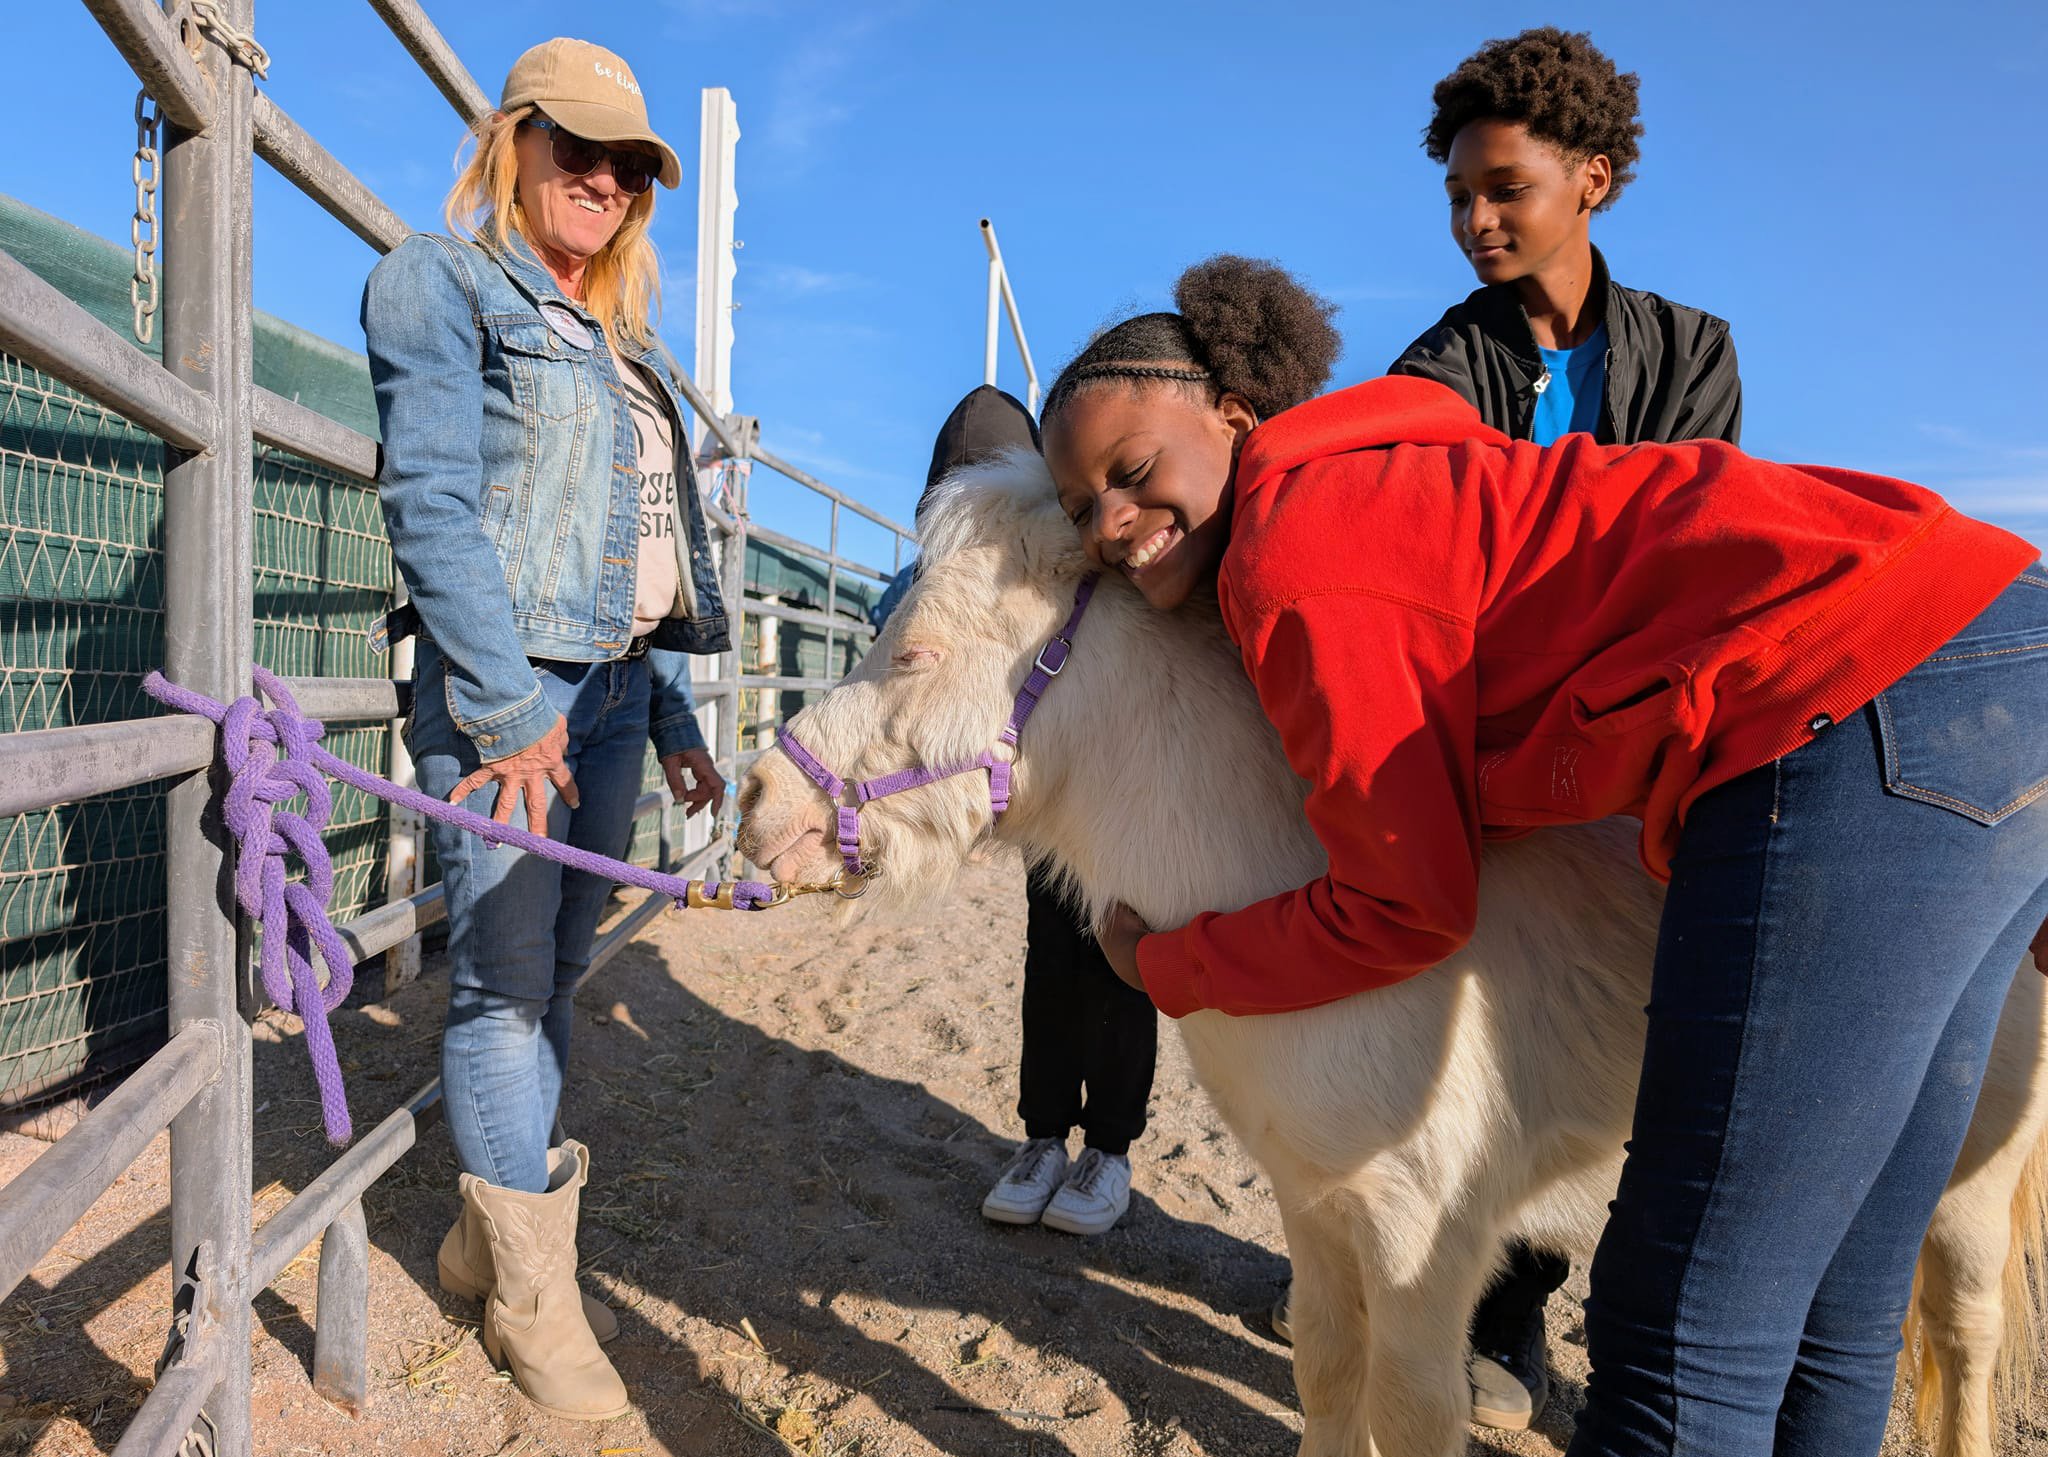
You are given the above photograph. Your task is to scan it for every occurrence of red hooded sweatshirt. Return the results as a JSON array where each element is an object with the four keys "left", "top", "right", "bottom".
[{"left": 1136, "top": 377, "right": 2038, "bottom": 1019}]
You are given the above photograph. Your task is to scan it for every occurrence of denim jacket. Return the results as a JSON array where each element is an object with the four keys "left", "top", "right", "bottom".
[{"left": 362, "top": 231, "right": 730, "bottom": 762}]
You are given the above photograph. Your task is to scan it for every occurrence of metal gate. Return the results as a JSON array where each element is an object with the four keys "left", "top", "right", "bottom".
[{"left": 0, "top": 3, "right": 924, "bottom": 1451}]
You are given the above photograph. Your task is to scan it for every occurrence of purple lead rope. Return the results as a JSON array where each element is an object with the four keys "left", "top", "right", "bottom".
[{"left": 142, "top": 665, "right": 778, "bottom": 1145}]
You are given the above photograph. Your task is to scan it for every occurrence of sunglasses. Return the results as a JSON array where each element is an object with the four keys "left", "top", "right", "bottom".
[{"left": 524, "top": 117, "right": 658, "bottom": 196}]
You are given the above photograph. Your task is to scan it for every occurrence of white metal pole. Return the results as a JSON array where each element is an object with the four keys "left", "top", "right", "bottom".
[
  {"left": 694, "top": 87, "right": 741, "bottom": 447},
  {"left": 980, "top": 218, "right": 1037, "bottom": 411},
  {"left": 694, "top": 86, "right": 743, "bottom": 867}
]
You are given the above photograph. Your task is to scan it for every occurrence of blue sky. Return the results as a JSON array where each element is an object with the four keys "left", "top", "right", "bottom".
[{"left": 7, "top": 1, "right": 2046, "bottom": 566}]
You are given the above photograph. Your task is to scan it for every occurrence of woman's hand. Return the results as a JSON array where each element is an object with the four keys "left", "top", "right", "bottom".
[
  {"left": 1096, "top": 902, "right": 1154, "bottom": 995},
  {"left": 663, "top": 746, "right": 726, "bottom": 819},
  {"left": 448, "top": 713, "right": 579, "bottom": 836}
]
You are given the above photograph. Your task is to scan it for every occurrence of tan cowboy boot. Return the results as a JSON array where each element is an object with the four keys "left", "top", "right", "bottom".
[
  {"left": 438, "top": 1148, "right": 619, "bottom": 1342},
  {"left": 464, "top": 1140, "right": 630, "bottom": 1421}
]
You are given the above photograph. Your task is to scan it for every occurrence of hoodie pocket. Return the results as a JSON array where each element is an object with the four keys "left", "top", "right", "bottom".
[{"left": 1567, "top": 663, "right": 1693, "bottom": 740}]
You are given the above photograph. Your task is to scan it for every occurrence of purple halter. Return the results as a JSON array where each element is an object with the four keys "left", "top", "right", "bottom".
[{"left": 775, "top": 574, "right": 1100, "bottom": 877}]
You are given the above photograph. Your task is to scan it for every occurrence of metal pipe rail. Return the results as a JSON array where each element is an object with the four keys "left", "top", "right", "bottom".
[
  {"left": 752, "top": 443, "right": 917, "bottom": 544},
  {"left": 81, "top": 0, "right": 215, "bottom": 134},
  {"left": 747, "top": 521, "right": 894, "bottom": 587},
  {"left": 0, "top": 1021, "right": 222, "bottom": 1304},
  {"left": 250, "top": 1077, "right": 443, "bottom": 1290},
  {"left": 0, "top": 677, "right": 407, "bottom": 818},
  {"left": 111, "top": 1344, "right": 223, "bottom": 1457},
  {"left": 252, "top": 386, "right": 381, "bottom": 482},
  {"left": 0, "top": 716, "right": 215, "bottom": 819},
  {"left": 364, "top": 0, "right": 489, "bottom": 125},
  {"left": 740, "top": 673, "right": 861, "bottom": 694},
  {"left": 333, "top": 883, "right": 447, "bottom": 966},
  {"left": 746, "top": 595, "right": 879, "bottom": 640},
  {"left": 252, "top": 94, "right": 410, "bottom": 253},
  {"left": 0, "top": 245, "right": 215, "bottom": 451}
]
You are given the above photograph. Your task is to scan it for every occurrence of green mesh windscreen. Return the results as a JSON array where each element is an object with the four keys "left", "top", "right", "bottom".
[{"left": 0, "top": 196, "right": 396, "bottom": 1105}]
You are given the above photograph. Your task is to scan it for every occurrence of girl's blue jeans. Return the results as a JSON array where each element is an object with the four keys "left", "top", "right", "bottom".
[
  {"left": 409, "top": 642, "right": 651, "bottom": 1194},
  {"left": 1569, "top": 564, "right": 2048, "bottom": 1456}
]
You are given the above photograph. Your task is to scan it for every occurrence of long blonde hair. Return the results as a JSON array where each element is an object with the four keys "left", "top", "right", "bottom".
[{"left": 444, "top": 105, "right": 662, "bottom": 352}]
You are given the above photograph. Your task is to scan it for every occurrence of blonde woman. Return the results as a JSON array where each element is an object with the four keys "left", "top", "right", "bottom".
[{"left": 361, "top": 38, "right": 727, "bottom": 1419}]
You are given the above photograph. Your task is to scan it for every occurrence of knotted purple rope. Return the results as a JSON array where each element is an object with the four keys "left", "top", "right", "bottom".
[{"left": 143, "top": 666, "right": 783, "bottom": 1144}]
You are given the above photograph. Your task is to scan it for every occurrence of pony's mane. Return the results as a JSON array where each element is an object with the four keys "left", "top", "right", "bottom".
[{"left": 912, "top": 448, "right": 1074, "bottom": 572}]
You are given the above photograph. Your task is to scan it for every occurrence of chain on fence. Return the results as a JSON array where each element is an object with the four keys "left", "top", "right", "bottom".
[{"left": 129, "top": 93, "right": 159, "bottom": 347}]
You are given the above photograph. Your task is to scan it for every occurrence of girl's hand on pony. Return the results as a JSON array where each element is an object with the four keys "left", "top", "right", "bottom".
[{"left": 1097, "top": 902, "right": 1154, "bottom": 996}]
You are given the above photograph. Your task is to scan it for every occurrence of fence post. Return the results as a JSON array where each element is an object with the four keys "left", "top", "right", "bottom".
[
  {"left": 310, "top": 1200, "right": 369, "bottom": 1416},
  {"left": 723, "top": 464, "right": 748, "bottom": 872},
  {"left": 158, "top": 0, "right": 257, "bottom": 1450}
]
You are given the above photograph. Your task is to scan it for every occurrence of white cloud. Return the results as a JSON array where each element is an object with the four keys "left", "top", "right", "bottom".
[
  {"left": 751, "top": 6, "right": 914, "bottom": 173},
  {"left": 748, "top": 261, "right": 870, "bottom": 296}
]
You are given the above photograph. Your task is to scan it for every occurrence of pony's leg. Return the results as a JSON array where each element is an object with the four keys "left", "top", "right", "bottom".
[
  {"left": 1915, "top": 1185, "right": 2010, "bottom": 1457},
  {"left": 1360, "top": 1223, "right": 1497, "bottom": 1457},
  {"left": 1912, "top": 965, "right": 2048, "bottom": 1457},
  {"left": 1280, "top": 1199, "right": 1375, "bottom": 1457}
]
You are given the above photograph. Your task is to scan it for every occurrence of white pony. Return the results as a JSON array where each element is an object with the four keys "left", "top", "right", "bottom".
[{"left": 736, "top": 457, "right": 2048, "bottom": 1457}]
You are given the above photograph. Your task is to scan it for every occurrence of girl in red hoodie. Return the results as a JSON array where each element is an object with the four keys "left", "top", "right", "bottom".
[{"left": 1042, "top": 256, "right": 2048, "bottom": 1457}]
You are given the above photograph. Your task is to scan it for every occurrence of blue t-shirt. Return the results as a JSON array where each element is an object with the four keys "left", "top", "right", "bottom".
[{"left": 1532, "top": 323, "right": 1608, "bottom": 445}]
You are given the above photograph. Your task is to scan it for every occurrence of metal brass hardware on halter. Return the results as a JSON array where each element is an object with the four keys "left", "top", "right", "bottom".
[{"left": 682, "top": 866, "right": 873, "bottom": 910}]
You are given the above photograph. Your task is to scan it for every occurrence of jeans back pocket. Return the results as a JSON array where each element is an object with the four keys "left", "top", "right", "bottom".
[{"left": 1874, "top": 568, "right": 2048, "bottom": 826}]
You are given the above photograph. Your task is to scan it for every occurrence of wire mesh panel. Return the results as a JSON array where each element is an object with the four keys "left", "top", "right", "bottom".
[
  {"left": 0, "top": 198, "right": 394, "bottom": 1111},
  {"left": 0, "top": 352, "right": 176, "bottom": 1098},
  {"left": 251, "top": 445, "right": 393, "bottom": 919}
]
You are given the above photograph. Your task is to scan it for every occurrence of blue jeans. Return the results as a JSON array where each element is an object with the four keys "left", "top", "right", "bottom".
[
  {"left": 1569, "top": 565, "right": 2048, "bottom": 1457},
  {"left": 409, "top": 641, "right": 651, "bottom": 1193}
]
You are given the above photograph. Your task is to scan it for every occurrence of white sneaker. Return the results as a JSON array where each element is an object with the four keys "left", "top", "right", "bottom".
[
  {"left": 981, "top": 1137, "right": 1069, "bottom": 1224},
  {"left": 1039, "top": 1147, "right": 1131, "bottom": 1235}
]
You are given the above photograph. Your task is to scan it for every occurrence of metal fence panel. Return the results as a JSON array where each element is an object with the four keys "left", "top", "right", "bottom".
[{"left": 0, "top": 197, "right": 393, "bottom": 1110}]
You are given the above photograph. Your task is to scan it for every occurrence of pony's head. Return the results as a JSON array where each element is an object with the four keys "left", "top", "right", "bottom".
[{"left": 734, "top": 452, "right": 1088, "bottom": 907}]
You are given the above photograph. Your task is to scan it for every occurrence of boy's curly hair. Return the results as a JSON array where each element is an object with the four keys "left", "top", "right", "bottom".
[
  {"left": 1424, "top": 27, "right": 1643, "bottom": 209},
  {"left": 1040, "top": 255, "right": 1340, "bottom": 427}
]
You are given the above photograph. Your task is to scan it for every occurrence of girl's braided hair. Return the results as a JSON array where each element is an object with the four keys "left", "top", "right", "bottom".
[{"left": 1040, "top": 255, "right": 1341, "bottom": 426}]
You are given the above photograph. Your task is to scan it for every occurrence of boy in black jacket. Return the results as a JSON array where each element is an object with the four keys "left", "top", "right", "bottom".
[
  {"left": 1274, "top": 27, "right": 1744, "bottom": 1433},
  {"left": 1404, "top": 28, "right": 1742, "bottom": 1432},
  {"left": 1393, "top": 28, "right": 1741, "bottom": 451}
]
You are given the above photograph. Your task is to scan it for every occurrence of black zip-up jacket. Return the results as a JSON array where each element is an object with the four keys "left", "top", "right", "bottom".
[{"left": 1390, "top": 246, "right": 1742, "bottom": 446}]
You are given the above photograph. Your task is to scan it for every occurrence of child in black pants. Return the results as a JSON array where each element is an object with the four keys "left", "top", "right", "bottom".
[
  {"left": 875, "top": 385, "right": 1159, "bottom": 1235},
  {"left": 984, "top": 862, "right": 1158, "bottom": 1233}
]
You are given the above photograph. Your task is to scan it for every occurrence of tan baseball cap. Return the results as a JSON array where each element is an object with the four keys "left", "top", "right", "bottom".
[{"left": 500, "top": 38, "right": 682, "bottom": 190}]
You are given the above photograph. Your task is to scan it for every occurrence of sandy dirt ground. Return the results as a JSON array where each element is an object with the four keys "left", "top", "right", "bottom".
[{"left": 3, "top": 859, "right": 2044, "bottom": 1456}]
